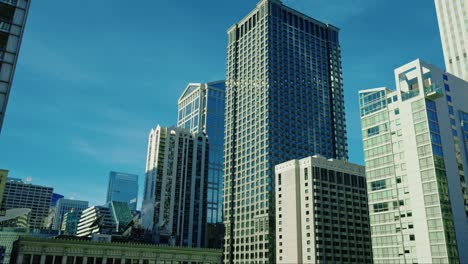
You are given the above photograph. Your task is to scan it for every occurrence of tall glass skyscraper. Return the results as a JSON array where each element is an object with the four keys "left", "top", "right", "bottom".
[
  {"left": 224, "top": 0, "right": 347, "bottom": 262},
  {"left": 106, "top": 171, "right": 138, "bottom": 211},
  {"left": 177, "top": 81, "right": 225, "bottom": 248},
  {"left": 359, "top": 59, "right": 468, "bottom": 263}
]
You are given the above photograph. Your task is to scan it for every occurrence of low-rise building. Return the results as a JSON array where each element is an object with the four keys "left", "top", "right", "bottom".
[{"left": 0, "top": 228, "right": 58, "bottom": 264}]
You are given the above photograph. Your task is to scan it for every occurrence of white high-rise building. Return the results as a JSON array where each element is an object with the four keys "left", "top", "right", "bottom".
[
  {"left": 275, "top": 156, "right": 372, "bottom": 264},
  {"left": 141, "top": 125, "right": 209, "bottom": 247},
  {"left": 0, "top": 0, "right": 31, "bottom": 133},
  {"left": 434, "top": 0, "right": 467, "bottom": 81},
  {"left": 359, "top": 59, "right": 468, "bottom": 263}
]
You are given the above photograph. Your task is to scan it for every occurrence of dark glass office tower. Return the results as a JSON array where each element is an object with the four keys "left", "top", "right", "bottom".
[{"left": 224, "top": 0, "right": 347, "bottom": 262}]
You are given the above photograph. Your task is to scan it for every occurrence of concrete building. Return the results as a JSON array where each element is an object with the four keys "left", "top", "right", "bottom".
[
  {"left": 11, "top": 236, "right": 222, "bottom": 264},
  {"left": 0, "top": 208, "right": 30, "bottom": 228},
  {"left": 76, "top": 206, "right": 115, "bottom": 238},
  {"left": 0, "top": 0, "right": 31, "bottom": 133},
  {"left": 52, "top": 198, "right": 88, "bottom": 230},
  {"left": 275, "top": 156, "right": 372, "bottom": 263},
  {"left": 177, "top": 80, "right": 225, "bottom": 248},
  {"left": 76, "top": 201, "right": 133, "bottom": 238},
  {"left": 434, "top": 0, "right": 467, "bottom": 81},
  {"left": 0, "top": 169, "right": 7, "bottom": 209},
  {"left": 224, "top": 0, "right": 347, "bottom": 262},
  {"left": 106, "top": 171, "right": 138, "bottom": 211},
  {"left": 0, "top": 228, "right": 58, "bottom": 264},
  {"left": 141, "top": 125, "right": 209, "bottom": 247},
  {"left": 0, "top": 178, "right": 53, "bottom": 229},
  {"left": 359, "top": 59, "right": 468, "bottom": 263}
]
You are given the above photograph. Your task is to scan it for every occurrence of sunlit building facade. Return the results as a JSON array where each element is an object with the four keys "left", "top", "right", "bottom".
[
  {"left": 275, "top": 156, "right": 372, "bottom": 264},
  {"left": 359, "top": 59, "right": 468, "bottom": 263},
  {"left": 434, "top": 0, "right": 467, "bottom": 81},
  {"left": 142, "top": 125, "right": 209, "bottom": 247}
]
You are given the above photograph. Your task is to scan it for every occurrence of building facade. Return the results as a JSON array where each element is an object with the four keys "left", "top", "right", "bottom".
[
  {"left": 76, "top": 206, "right": 115, "bottom": 238},
  {"left": 359, "top": 59, "right": 468, "bottom": 263},
  {"left": 141, "top": 125, "right": 209, "bottom": 247},
  {"left": 177, "top": 80, "right": 225, "bottom": 248},
  {"left": 434, "top": 0, "right": 467, "bottom": 81},
  {"left": 106, "top": 171, "right": 138, "bottom": 211},
  {"left": 61, "top": 210, "right": 81, "bottom": 236},
  {"left": 52, "top": 198, "right": 88, "bottom": 230},
  {"left": 224, "top": 0, "right": 347, "bottom": 262},
  {"left": 275, "top": 156, "right": 372, "bottom": 263},
  {"left": 0, "top": 208, "right": 30, "bottom": 228},
  {"left": 0, "top": 178, "right": 53, "bottom": 229},
  {"left": 0, "top": 0, "right": 31, "bottom": 133},
  {"left": 50, "top": 193, "right": 64, "bottom": 207},
  {"left": 0, "top": 228, "right": 58, "bottom": 264},
  {"left": 11, "top": 237, "right": 222, "bottom": 264},
  {"left": 0, "top": 169, "right": 7, "bottom": 208}
]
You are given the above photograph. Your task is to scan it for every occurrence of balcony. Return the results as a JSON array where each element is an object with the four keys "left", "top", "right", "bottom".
[
  {"left": 424, "top": 84, "right": 443, "bottom": 100},
  {"left": 0, "top": 20, "right": 11, "bottom": 33},
  {"left": 401, "top": 89, "right": 420, "bottom": 101},
  {"left": 0, "top": 0, "right": 17, "bottom": 7}
]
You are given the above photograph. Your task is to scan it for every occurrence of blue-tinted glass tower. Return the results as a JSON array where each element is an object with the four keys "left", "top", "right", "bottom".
[
  {"left": 177, "top": 80, "right": 225, "bottom": 248},
  {"left": 106, "top": 171, "right": 138, "bottom": 211}
]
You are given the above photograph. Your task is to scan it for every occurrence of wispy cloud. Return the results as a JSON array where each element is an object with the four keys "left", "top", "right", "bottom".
[
  {"left": 70, "top": 136, "right": 144, "bottom": 167},
  {"left": 19, "top": 38, "right": 105, "bottom": 85}
]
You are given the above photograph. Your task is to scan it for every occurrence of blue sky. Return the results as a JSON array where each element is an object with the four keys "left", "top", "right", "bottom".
[{"left": 0, "top": 0, "right": 444, "bottom": 206}]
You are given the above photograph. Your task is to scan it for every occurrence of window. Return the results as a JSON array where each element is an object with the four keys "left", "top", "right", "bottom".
[
  {"left": 395, "top": 108, "right": 400, "bottom": 115},
  {"left": 409, "top": 234, "right": 415, "bottom": 241}
]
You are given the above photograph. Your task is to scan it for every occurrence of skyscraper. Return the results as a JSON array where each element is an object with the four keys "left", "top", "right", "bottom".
[
  {"left": 52, "top": 198, "right": 88, "bottom": 230},
  {"left": 359, "top": 59, "right": 468, "bottom": 263},
  {"left": 0, "top": 0, "right": 31, "bottom": 133},
  {"left": 177, "top": 80, "right": 225, "bottom": 248},
  {"left": 1, "top": 178, "right": 53, "bottom": 229},
  {"left": 275, "top": 156, "right": 372, "bottom": 263},
  {"left": 434, "top": 0, "right": 467, "bottom": 81},
  {"left": 141, "top": 125, "right": 209, "bottom": 247},
  {"left": 106, "top": 171, "right": 138, "bottom": 211},
  {"left": 224, "top": 0, "right": 347, "bottom": 262}
]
